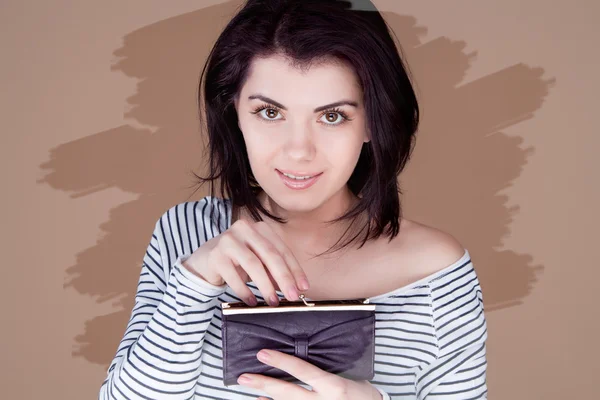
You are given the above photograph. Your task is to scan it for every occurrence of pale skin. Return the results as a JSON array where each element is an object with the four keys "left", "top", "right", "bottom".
[{"left": 223, "top": 54, "right": 466, "bottom": 398}]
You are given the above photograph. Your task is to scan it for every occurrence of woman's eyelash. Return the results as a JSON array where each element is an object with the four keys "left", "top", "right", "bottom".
[{"left": 250, "top": 103, "right": 352, "bottom": 125}]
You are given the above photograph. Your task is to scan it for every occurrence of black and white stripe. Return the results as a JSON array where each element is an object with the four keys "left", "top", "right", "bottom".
[{"left": 99, "top": 196, "right": 487, "bottom": 399}]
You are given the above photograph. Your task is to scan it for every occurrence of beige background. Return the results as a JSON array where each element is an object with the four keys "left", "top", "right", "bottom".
[{"left": 2, "top": 0, "right": 598, "bottom": 398}]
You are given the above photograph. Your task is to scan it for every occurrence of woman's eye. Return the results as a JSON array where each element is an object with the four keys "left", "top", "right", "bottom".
[
  {"left": 259, "top": 108, "right": 282, "bottom": 121},
  {"left": 320, "top": 112, "right": 344, "bottom": 125}
]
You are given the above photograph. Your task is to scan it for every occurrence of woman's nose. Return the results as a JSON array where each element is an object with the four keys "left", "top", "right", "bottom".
[{"left": 282, "top": 122, "right": 317, "bottom": 159}]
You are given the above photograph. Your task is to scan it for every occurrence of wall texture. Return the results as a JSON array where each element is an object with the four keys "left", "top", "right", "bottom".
[{"left": 1, "top": 1, "right": 597, "bottom": 398}]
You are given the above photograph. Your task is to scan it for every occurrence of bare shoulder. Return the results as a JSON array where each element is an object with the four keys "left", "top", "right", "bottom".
[{"left": 386, "top": 218, "right": 467, "bottom": 279}]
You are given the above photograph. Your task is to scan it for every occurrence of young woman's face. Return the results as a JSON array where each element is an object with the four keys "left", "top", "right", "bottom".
[{"left": 234, "top": 54, "right": 369, "bottom": 212}]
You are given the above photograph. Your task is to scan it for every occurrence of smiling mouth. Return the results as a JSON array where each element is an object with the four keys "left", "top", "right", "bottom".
[
  {"left": 276, "top": 169, "right": 323, "bottom": 178},
  {"left": 276, "top": 169, "right": 323, "bottom": 189}
]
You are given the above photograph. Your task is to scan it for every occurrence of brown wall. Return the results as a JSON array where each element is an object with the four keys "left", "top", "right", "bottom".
[{"left": 2, "top": 1, "right": 597, "bottom": 398}]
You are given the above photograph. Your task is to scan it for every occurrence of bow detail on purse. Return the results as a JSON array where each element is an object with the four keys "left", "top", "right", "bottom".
[{"left": 226, "top": 315, "right": 374, "bottom": 369}]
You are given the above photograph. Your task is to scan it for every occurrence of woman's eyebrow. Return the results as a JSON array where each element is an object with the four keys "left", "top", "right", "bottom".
[{"left": 247, "top": 94, "right": 358, "bottom": 112}]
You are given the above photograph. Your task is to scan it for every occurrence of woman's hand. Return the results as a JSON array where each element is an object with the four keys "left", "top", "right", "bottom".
[
  {"left": 182, "top": 219, "right": 310, "bottom": 306},
  {"left": 237, "top": 349, "right": 383, "bottom": 400}
]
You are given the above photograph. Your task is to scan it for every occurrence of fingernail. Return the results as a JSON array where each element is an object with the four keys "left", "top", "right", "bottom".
[
  {"left": 269, "top": 294, "right": 279, "bottom": 306},
  {"left": 257, "top": 350, "right": 271, "bottom": 362},
  {"left": 238, "top": 374, "right": 253, "bottom": 384},
  {"left": 246, "top": 296, "right": 257, "bottom": 306},
  {"left": 298, "top": 278, "right": 310, "bottom": 291}
]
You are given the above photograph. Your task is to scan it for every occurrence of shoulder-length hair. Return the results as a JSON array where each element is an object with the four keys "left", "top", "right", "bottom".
[{"left": 192, "top": 0, "right": 419, "bottom": 259}]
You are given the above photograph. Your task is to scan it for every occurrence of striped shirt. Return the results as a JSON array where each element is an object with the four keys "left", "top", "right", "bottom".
[{"left": 99, "top": 196, "right": 488, "bottom": 399}]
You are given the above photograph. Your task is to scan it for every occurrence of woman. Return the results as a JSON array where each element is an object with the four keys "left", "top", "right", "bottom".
[{"left": 99, "top": 0, "right": 488, "bottom": 399}]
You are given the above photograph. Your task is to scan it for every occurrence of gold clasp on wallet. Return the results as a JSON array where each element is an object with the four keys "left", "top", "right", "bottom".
[
  {"left": 299, "top": 294, "right": 314, "bottom": 307},
  {"left": 221, "top": 293, "right": 375, "bottom": 315}
]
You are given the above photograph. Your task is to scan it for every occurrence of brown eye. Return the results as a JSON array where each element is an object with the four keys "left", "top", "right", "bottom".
[
  {"left": 265, "top": 108, "right": 278, "bottom": 119},
  {"left": 251, "top": 104, "right": 283, "bottom": 123},
  {"left": 319, "top": 108, "right": 350, "bottom": 126},
  {"left": 325, "top": 113, "right": 338, "bottom": 123}
]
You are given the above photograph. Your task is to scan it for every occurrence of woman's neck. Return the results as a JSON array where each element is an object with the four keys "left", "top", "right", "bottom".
[{"left": 231, "top": 188, "right": 366, "bottom": 254}]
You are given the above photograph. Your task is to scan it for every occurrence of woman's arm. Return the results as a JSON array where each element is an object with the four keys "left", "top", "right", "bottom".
[
  {"left": 415, "top": 263, "right": 488, "bottom": 399},
  {"left": 98, "top": 202, "right": 228, "bottom": 399}
]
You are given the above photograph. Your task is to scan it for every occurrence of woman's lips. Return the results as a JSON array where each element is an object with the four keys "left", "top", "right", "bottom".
[{"left": 276, "top": 170, "right": 323, "bottom": 190}]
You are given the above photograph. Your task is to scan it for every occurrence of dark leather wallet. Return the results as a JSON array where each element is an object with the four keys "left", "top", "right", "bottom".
[{"left": 220, "top": 294, "right": 376, "bottom": 387}]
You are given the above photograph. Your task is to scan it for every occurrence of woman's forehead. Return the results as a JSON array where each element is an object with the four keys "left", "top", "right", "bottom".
[{"left": 241, "top": 55, "right": 362, "bottom": 101}]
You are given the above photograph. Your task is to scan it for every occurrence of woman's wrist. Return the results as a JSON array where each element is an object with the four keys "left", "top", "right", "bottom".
[{"left": 178, "top": 255, "right": 228, "bottom": 291}]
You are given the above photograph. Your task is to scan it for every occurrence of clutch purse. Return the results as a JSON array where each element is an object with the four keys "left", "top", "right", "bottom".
[{"left": 220, "top": 293, "right": 376, "bottom": 387}]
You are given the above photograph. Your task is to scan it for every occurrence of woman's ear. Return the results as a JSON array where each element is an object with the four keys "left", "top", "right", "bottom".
[{"left": 363, "top": 122, "right": 371, "bottom": 143}]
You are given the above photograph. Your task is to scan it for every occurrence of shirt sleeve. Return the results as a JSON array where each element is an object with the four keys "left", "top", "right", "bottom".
[
  {"left": 375, "top": 386, "right": 392, "bottom": 399},
  {"left": 98, "top": 205, "right": 228, "bottom": 400},
  {"left": 415, "top": 263, "right": 488, "bottom": 399}
]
